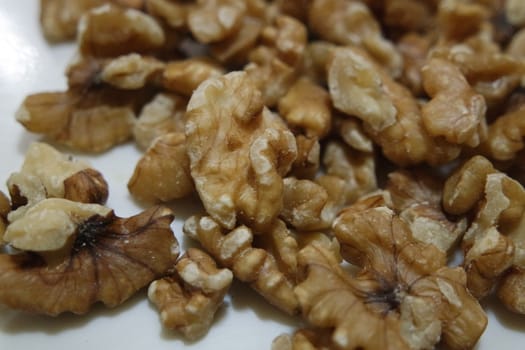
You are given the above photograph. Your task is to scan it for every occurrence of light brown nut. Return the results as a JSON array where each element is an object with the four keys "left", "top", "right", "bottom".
[
  {"left": 478, "top": 108, "right": 525, "bottom": 161},
  {"left": 498, "top": 269, "right": 525, "bottom": 314},
  {"left": 148, "top": 248, "right": 232, "bottom": 340},
  {"left": 40, "top": 0, "right": 144, "bottom": 42},
  {"left": 386, "top": 170, "right": 466, "bottom": 253},
  {"left": 133, "top": 93, "right": 187, "bottom": 150},
  {"left": 322, "top": 140, "right": 377, "bottom": 204},
  {"left": 145, "top": 0, "right": 190, "bottom": 29},
  {"left": 308, "top": 0, "right": 403, "bottom": 77},
  {"left": 183, "top": 215, "right": 299, "bottom": 314},
  {"left": 245, "top": 15, "right": 307, "bottom": 107},
  {"left": 328, "top": 47, "right": 397, "bottom": 133},
  {"left": 280, "top": 178, "right": 332, "bottom": 231},
  {"left": 506, "top": 0, "right": 525, "bottom": 27},
  {"left": 78, "top": 4, "right": 165, "bottom": 58},
  {"left": 437, "top": 0, "right": 489, "bottom": 41},
  {"left": 185, "top": 71, "right": 297, "bottom": 230},
  {"left": 100, "top": 54, "right": 165, "bottom": 90},
  {"left": 442, "top": 155, "right": 497, "bottom": 215},
  {"left": 278, "top": 78, "right": 332, "bottom": 139},
  {"left": 381, "top": 0, "right": 436, "bottom": 33},
  {"left": 421, "top": 58, "right": 487, "bottom": 148},
  {"left": 4, "top": 199, "right": 112, "bottom": 252},
  {"left": 272, "top": 329, "right": 334, "bottom": 350},
  {"left": 305, "top": 206, "right": 487, "bottom": 350},
  {"left": 162, "top": 57, "right": 225, "bottom": 97},
  {"left": 300, "top": 41, "right": 336, "bottom": 86},
  {"left": 334, "top": 116, "right": 373, "bottom": 153},
  {"left": 187, "top": 0, "right": 246, "bottom": 44},
  {"left": 128, "top": 132, "right": 194, "bottom": 203},
  {"left": 289, "top": 135, "right": 320, "bottom": 180},
  {"left": 397, "top": 32, "right": 432, "bottom": 96},
  {"left": 16, "top": 89, "right": 147, "bottom": 152},
  {"left": 0, "top": 206, "right": 178, "bottom": 316},
  {"left": 6, "top": 143, "right": 108, "bottom": 219}
]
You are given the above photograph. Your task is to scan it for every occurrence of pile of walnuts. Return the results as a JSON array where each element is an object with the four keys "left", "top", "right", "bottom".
[{"left": 1, "top": 0, "right": 525, "bottom": 348}]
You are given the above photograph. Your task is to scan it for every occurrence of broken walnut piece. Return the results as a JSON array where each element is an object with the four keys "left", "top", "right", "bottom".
[
  {"left": 16, "top": 88, "right": 147, "bottom": 152},
  {"left": 0, "top": 192, "right": 10, "bottom": 243},
  {"left": 478, "top": 107, "right": 525, "bottom": 161},
  {"left": 0, "top": 205, "right": 178, "bottom": 316},
  {"left": 183, "top": 215, "right": 299, "bottom": 314},
  {"left": 304, "top": 206, "right": 487, "bottom": 349},
  {"left": 133, "top": 93, "right": 187, "bottom": 150},
  {"left": 421, "top": 58, "right": 487, "bottom": 148},
  {"left": 289, "top": 135, "right": 320, "bottom": 180},
  {"left": 308, "top": 0, "right": 403, "bottom": 78},
  {"left": 148, "top": 248, "right": 232, "bottom": 340},
  {"left": 437, "top": 0, "right": 490, "bottom": 42},
  {"left": 40, "top": 0, "right": 145, "bottom": 42},
  {"left": 162, "top": 57, "right": 225, "bottom": 97},
  {"left": 277, "top": 77, "right": 332, "bottom": 139},
  {"left": 185, "top": 71, "right": 297, "bottom": 230},
  {"left": 128, "top": 132, "right": 194, "bottom": 203},
  {"left": 272, "top": 328, "right": 335, "bottom": 350},
  {"left": 7, "top": 142, "right": 108, "bottom": 220},
  {"left": 78, "top": 4, "right": 165, "bottom": 58},
  {"left": 100, "top": 54, "right": 165, "bottom": 90}
]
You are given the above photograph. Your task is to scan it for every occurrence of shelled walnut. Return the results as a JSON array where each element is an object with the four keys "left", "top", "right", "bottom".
[
  {"left": 7, "top": 142, "right": 108, "bottom": 221},
  {"left": 148, "top": 248, "right": 232, "bottom": 340},
  {"left": 0, "top": 205, "right": 178, "bottom": 315}
]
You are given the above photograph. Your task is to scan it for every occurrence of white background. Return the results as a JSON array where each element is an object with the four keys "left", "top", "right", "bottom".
[{"left": 0, "top": 1, "right": 523, "bottom": 349}]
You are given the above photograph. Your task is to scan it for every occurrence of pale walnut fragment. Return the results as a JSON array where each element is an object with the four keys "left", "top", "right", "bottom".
[
  {"left": 7, "top": 142, "right": 108, "bottom": 221},
  {"left": 0, "top": 205, "right": 178, "bottom": 316},
  {"left": 479, "top": 107, "right": 525, "bottom": 161},
  {"left": 128, "top": 132, "right": 194, "bottom": 203},
  {"left": 133, "top": 93, "right": 187, "bottom": 150},
  {"left": 295, "top": 206, "right": 487, "bottom": 350},
  {"left": 100, "top": 54, "right": 165, "bottom": 90},
  {"left": 148, "top": 248, "right": 232, "bottom": 340},
  {"left": 183, "top": 215, "right": 299, "bottom": 314},
  {"left": 185, "top": 71, "right": 297, "bottom": 230},
  {"left": 163, "top": 57, "right": 225, "bottom": 97}
]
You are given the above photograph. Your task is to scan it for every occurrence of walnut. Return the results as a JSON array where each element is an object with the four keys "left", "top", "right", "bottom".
[
  {"left": 381, "top": 0, "right": 436, "bottom": 33},
  {"left": 300, "top": 41, "right": 336, "bottom": 86},
  {"left": 478, "top": 108, "right": 525, "bottom": 161},
  {"left": 294, "top": 206, "right": 487, "bottom": 349},
  {"left": 133, "top": 93, "right": 186, "bottom": 150},
  {"left": 245, "top": 15, "right": 307, "bottom": 107},
  {"left": 148, "top": 248, "right": 232, "bottom": 340},
  {"left": 280, "top": 178, "right": 333, "bottom": 231},
  {"left": 334, "top": 116, "right": 374, "bottom": 153},
  {"left": 40, "top": 0, "right": 145, "bottom": 42},
  {"left": 278, "top": 78, "right": 332, "bottom": 139},
  {"left": 183, "top": 215, "right": 299, "bottom": 314},
  {"left": 442, "top": 155, "right": 497, "bottom": 215},
  {"left": 162, "top": 57, "right": 225, "bottom": 97},
  {"left": 128, "top": 132, "right": 194, "bottom": 203},
  {"left": 145, "top": 0, "right": 190, "bottom": 29},
  {"left": 7, "top": 143, "right": 108, "bottom": 220},
  {"left": 506, "top": 0, "right": 525, "bottom": 27},
  {"left": 78, "top": 4, "right": 165, "bottom": 58},
  {"left": 308, "top": 0, "right": 403, "bottom": 78},
  {"left": 436, "top": 0, "right": 490, "bottom": 42},
  {"left": 100, "top": 54, "right": 165, "bottom": 90},
  {"left": 289, "top": 135, "right": 320, "bottom": 180},
  {"left": 386, "top": 170, "right": 466, "bottom": 253},
  {"left": 397, "top": 33, "right": 432, "bottom": 96},
  {"left": 0, "top": 205, "right": 178, "bottom": 315},
  {"left": 4, "top": 198, "right": 112, "bottom": 252},
  {"left": 421, "top": 58, "right": 487, "bottom": 148},
  {"left": 272, "top": 329, "right": 334, "bottom": 350},
  {"left": 16, "top": 89, "right": 149, "bottom": 152},
  {"left": 187, "top": 0, "right": 246, "bottom": 44},
  {"left": 322, "top": 141, "right": 377, "bottom": 204},
  {"left": 185, "top": 71, "right": 297, "bottom": 230}
]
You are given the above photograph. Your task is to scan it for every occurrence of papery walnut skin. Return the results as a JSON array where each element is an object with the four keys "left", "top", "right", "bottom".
[
  {"left": 128, "top": 132, "right": 194, "bottom": 203},
  {"left": 148, "top": 248, "right": 232, "bottom": 340},
  {"left": 183, "top": 215, "right": 299, "bottom": 314},
  {"left": 185, "top": 71, "right": 297, "bottom": 230},
  {"left": 0, "top": 206, "right": 178, "bottom": 316}
]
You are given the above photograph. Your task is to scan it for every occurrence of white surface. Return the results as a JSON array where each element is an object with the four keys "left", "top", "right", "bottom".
[{"left": 0, "top": 2, "right": 523, "bottom": 349}]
